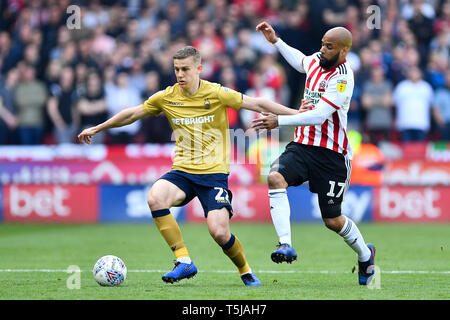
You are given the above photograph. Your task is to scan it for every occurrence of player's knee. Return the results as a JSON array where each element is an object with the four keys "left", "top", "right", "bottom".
[
  {"left": 147, "top": 192, "right": 167, "bottom": 211},
  {"left": 268, "top": 171, "right": 287, "bottom": 189},
  {"left": 209, "top": 225, "right": 231, "bottom": 245},
  {"left": 323, "top": 217, "right": 341, "bottom": 232}
]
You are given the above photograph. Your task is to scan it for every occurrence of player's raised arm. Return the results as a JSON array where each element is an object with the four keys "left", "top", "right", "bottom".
[
  {"left": 78, "top": 104, "right": 148, "bottom": 144},
  {"left": 241, "top": 95, "right": 299, "bottom": 116},
  {"left": 255, "top": 21, "right": 279, "bottom": 44},
  {"left": 256, "top": 21, "right": 306, "bottom": 73}
]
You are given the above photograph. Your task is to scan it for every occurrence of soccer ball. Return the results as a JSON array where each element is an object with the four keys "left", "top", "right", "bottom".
[{"left": 93, "top": 255, "right": 127, "bottom": 286}]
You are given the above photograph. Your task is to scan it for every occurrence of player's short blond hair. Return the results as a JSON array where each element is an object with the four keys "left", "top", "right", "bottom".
[{"left": 173, "top": 46, "right": 201, "bottom": 65}]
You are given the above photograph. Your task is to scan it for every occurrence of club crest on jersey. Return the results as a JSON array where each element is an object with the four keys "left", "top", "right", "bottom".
[
  {"left": 337, "top": 79, "right": 347, "bottom": 92},
  {"left": 204, "top": 98, "right": 211, "bottom": 109},
  {"left": 319, "top": 80, "right": 326, "bottom": 92}
]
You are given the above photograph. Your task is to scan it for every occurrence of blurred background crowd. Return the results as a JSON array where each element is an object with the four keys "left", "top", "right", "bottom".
[{"left": 0, "top": 0, "right": 448, "bottom": 146}]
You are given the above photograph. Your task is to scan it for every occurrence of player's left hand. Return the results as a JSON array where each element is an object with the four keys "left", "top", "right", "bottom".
[{"left": 251, "top": 113, "right": 278, "bottom": 130}]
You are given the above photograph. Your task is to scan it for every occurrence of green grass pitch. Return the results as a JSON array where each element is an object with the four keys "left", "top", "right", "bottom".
[{"left": 0, "top": 223, "right": 449, "bottom": 300}]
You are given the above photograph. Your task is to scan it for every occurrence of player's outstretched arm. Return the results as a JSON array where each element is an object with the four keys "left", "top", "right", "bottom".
[
  {"left": 251, "top": 99, "right": 335, "bottom": 130},
  {"left": 241, "top": 95, "right": 299, "bottom": 116},
  {"left": 256, "top": 21, "right": 305, "bottom": 73},
  {"left": 78, "top": 104, "right": 148, "bottom": 144}
]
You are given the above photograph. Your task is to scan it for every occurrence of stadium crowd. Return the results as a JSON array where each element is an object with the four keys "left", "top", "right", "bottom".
[{"left": 0, "top": 0, "right": 448, "bottom": 146}]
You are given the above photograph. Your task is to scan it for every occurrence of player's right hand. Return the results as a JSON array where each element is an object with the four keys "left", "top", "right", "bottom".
[
  {"left": 78, "top": 127, "right": 97, "bottom": 144},
  {"left": 251, "top": 113, "right": 279, "bottom": 130},
  {"left": 255, "top": 21, "right": 278, "bottom": 44}
]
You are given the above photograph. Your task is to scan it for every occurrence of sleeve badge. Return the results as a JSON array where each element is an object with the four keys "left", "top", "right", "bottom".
[{"left": 337, "top": 79, "right": 347, "bottom": 92}]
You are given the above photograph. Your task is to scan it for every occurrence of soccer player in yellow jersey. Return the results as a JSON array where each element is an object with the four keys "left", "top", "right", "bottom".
[{"left": 78, "top": 46, "right": 298, "bottom": 286}]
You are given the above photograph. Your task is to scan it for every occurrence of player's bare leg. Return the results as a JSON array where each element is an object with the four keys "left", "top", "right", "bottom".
[
  {"left": 267, "top": 171, "right": 297, "bottom": 263},
  {"left": 148, "top": 179, "right": 197, "bottom": 283},
  {"left": 206, "top": 207, "right": 232, "bottom": 246},
  {"left": 207, "top": 208, "right": 261, "bottom": 286}
]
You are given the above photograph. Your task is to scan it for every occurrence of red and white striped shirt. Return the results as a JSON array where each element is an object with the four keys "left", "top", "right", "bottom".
[{"left": 292, "top": 52, "right": 354, "bottom": 159}]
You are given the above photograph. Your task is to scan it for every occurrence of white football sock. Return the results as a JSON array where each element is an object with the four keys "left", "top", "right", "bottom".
[
  {"left": 338, "top": 216, "right": 371, "bottom": 262},
  {"left": 177, "top": 257, "right": 192, "bottom": 264},
  {"left": 268, "top": 189, "right": 292, "bottom": 245}
]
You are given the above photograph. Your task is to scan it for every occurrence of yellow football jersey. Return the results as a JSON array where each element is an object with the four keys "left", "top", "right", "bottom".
[{"left": 142, "top": 80, "right": 243, "bottom": 174}]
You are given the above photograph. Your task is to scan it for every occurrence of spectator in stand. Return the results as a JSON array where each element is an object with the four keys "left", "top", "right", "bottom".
[
  {"left": 262, "top": 0, "right": 284, "bottom": 26},
  {"left": 49, "top": 26, "right": 71, "bottom": 61},
  {"left": 432, "top": 69, "right": 450, "bottom": 141},
  {"left": 347, "top": 81, "right": 363, "bottom": 133},
  {"left": 405, "top": 0, "right": 435, "bottom": 68},
  {"left": 233, "top": 0, "right": 266, "bottom": 30},
  {"left": 90, "top": 25, "right": 116, "bottom": 59},
  {"left": 140, "top": 71, "right": 172, "bottom": 143},
  {"left": 241, "top": 70, "right": 277, "bottom": 130},
  {"left": 163, "top": 1, "right": 186, "bottom": 39},
  {"left": 356, "top": 47, "right": 375, "bottom": 86},
  {"left": 6, "top": 23, "right": 35, "bottom": 73},
  {"left": 73, "top": 62, "right": 89, "bottom": 96},
  {"left": 192, "top": 22, "right": 224, "bottom": 81},
  {"left": 204, "top": 0, "right": 226, "bottom": 25},
  {"left": 429, "top": 30, "right": 449, "bottom": 66},
  {"left": 256, "top": 53, "right": 286, "bottom": 104},
  {"left": 362, "top": 66, "right": 394, "bottom": 145},
  {"left": 393, "top": 66, "right": 434, "bottom": 142},
  {"left": 185, "top": 0, "right": 201, "bottom": 21},
  {"left": 427, "top": 29, "right": 449, "bottom": 89},
  {"left": 0, "top": 68, "right": 20, "bottom": 144},
  {"left": 82, "top": 0, "right": 110, "bottom": 29},
  {"left": 219, "top": 66, "right": 240, "bottom": 129},
  {"left": 59, "top": 41, "right": 77, "bottom": 68},
  {"left": 136, "top": 3, "right": 159, "bottom": 38},
  {"left": 426, "top": 50, "right": 448, "bottom": 89},
  {"left": 153, "top": 49, "right": 177, "bottom": 88},
  {"left": 388, "top": 45, "right": 421, "bottom": 85},
  {"left": 74, "top": 37, "right": 100, "bottom": 70},
  {"left": 105, "top": 72, "right": 141, "bottom": 144},
  {"left": 77, "top": 71, "right": 108, "bottom": 144},
  {"left": 40, "top": 4, "right": 66, "bottom": 60},
  {"left": 220, "top": 21, "right": 239, "bottom": 54},
  {"left": 433, "top": 0, "right": 450, "bottom": 34},
  {"left": 45, "top": 58, "right": 62, "bottom": 87},
  {"left": 47, "top": 66, "right": 78, "bottom": 144},
  {"left": 322, "top": 0, "right": 348, "bottom": 29},
  {"left": 0, "top": 32, "right": 16, "bottom": 74},
  {"left": 14, "top": 63, "right": 48, "bottom": 144},
  {"left": 22, "top": 43, "right": 43, "bottom": 76},
  {"left": 128, "top": 58, "right": 147, "bottom": 95}
]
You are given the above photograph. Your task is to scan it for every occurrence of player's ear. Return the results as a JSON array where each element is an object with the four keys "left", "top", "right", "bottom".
[
  {"left": 197, "top": 64, "right": 202, "bottom": 73},
  {"left": 341, "top": 45, "right": 350, "bottom": 57}
]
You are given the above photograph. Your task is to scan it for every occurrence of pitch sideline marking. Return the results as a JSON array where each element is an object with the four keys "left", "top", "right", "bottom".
[{"left": 0, "top": 269, "right": 449, "bottom": 274}]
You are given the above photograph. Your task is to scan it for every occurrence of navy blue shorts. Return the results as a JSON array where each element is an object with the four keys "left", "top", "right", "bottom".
[{"left": 159, "top": 170, "right": 234, "bottom": 218}]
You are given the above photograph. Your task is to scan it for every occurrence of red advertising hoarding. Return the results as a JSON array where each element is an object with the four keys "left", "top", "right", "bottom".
[
  {"left": 373, "top": 186, "right": 450, "bottom": 222},
  {"left": 3, "top": 185, "right": 98, "bottom": 222},
  {"left": 0, "top": 144, "right": 260, "bottom": 186},
  {"left": 382, "top": 160, "right": 450, "bottom": 186}
]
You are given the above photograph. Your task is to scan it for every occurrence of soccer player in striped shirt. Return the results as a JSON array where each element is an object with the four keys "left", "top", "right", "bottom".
[{"left": 254, "top": 22, "right": 376, "bottom": 285}]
